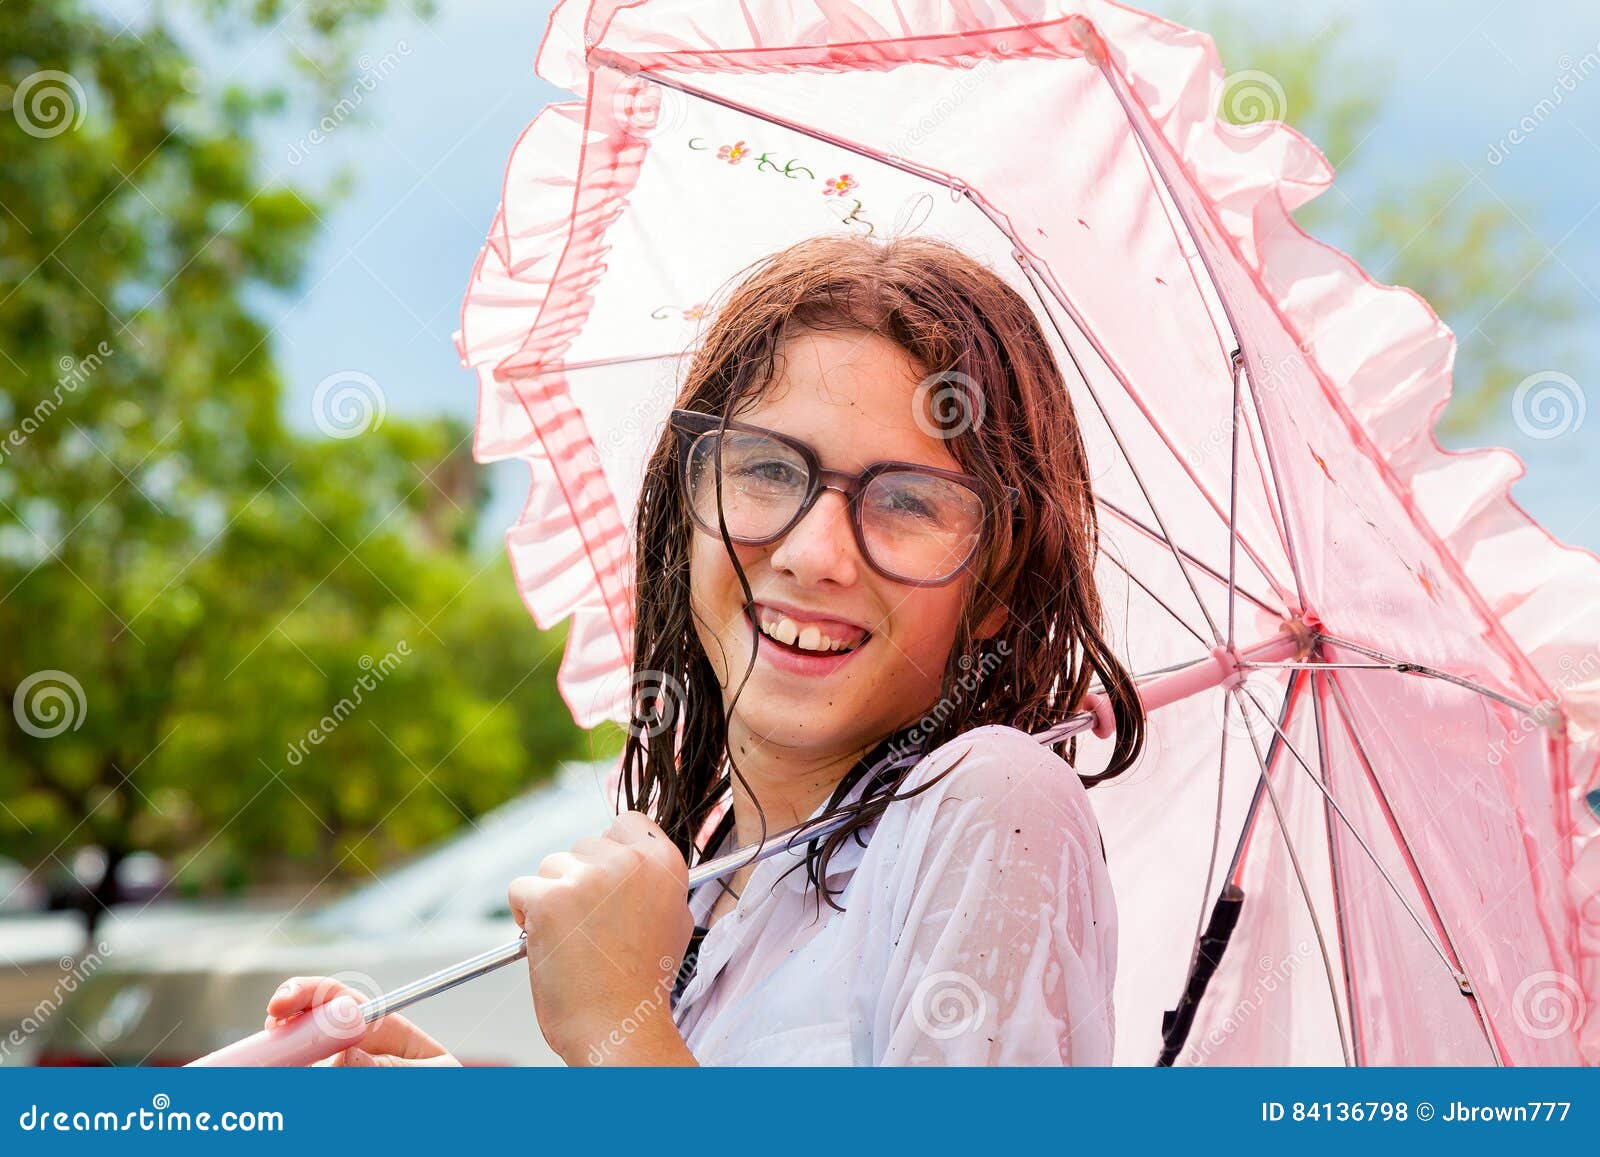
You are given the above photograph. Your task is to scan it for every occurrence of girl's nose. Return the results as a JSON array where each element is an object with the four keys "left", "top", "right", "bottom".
[{"left": 767, "top": 489, "right": 860, "bottom": 585}]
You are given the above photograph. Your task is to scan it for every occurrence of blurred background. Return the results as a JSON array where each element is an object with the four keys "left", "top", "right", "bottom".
[{"left": 1, "top": 0, "right": 1595, "bottom": 1063}]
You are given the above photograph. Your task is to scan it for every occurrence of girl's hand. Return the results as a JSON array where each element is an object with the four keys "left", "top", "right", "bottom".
[
  {"left": 264, "top": 975, "right": 460, "bottom": 1067},
  {"left": 509, "top": 811, "right": 697, "bottom": 1065}
]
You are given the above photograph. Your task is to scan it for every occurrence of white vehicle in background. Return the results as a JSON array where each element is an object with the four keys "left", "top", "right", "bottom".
[{"left": 27, "top": 757, "right": 619, "bottom": 1066}]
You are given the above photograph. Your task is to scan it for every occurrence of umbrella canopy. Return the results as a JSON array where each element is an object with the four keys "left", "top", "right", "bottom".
[{"left": 456, "top": 0, "right": 1600, "bottom": 1065}]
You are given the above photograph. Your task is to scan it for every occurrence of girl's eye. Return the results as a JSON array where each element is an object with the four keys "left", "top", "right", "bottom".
[
  {"left": 729, "top": 457, "right": 805, "bottom": 488},
  {"left": 883, "top": 488, "right": 935, "bottom": 520},
  {"left": 868, "top": 475, "right": 983, "bottom": 532}
]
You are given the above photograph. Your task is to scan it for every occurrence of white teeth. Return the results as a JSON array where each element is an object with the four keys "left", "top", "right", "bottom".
[{"left": 756, "top": 610, "right": 865, "bottom": 654}]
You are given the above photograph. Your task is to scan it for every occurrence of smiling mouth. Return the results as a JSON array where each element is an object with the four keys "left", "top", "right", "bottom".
[{"left": 748, "top": 604, "right": 872, "bottom": 656}]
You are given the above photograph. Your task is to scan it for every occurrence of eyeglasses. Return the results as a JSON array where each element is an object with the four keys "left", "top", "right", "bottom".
[{"left": 669, "top": 409, "right": 1019, "bottom": 586}]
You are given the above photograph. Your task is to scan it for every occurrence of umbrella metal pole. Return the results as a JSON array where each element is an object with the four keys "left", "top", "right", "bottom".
[{"left": 355, "top": 802, "right": 885, "bottom": 1024}]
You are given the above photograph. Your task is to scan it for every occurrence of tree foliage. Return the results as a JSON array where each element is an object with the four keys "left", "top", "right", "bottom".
[{"left": 0, "top": 0, "right": 593, "bottom": 928}]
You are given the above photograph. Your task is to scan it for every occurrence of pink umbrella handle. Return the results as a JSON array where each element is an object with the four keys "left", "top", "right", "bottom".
[{"left": 187, "top": 996, "right": 371, "bottom": 1067}]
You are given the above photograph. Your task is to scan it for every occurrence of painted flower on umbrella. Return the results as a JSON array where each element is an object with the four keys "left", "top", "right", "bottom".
[
  {"left": 822, "top": 173, "right": 859, "bottom": 196},
  {"left": 650, "top": 302, "right": 708, "bottom": 321},
  {"left": 716, "top": 139, "right": 749, "bottom": 164}
]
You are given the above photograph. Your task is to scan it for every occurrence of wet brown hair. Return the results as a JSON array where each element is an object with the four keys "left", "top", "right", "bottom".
[{"left": 619, "top": 233, "right": 1144, "bottom": 907}]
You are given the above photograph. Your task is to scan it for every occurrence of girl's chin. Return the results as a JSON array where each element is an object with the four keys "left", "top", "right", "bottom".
[{"left": 728, "top": 710, "right": 888, "bottom": 757}]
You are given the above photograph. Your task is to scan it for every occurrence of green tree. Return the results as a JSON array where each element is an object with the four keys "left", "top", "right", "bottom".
[
  {"left": 0, "top": 0, "right": 596, "bottom": 935},
  {"left": 1204, "top": 10, "right": 1580, "bottom": 432}
]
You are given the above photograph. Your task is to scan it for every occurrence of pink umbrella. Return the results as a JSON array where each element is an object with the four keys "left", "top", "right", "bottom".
[
  {"left": 194, "top": 0, "right": 1599, "bottom": 1067},
  {"left": 450, "top": 0, "right": 1600, "bottom": 1066}
]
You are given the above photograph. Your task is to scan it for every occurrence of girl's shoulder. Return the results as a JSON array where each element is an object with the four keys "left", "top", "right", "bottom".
[{"left": 860, "top": 723, "right": 1113, "bottom": 942}]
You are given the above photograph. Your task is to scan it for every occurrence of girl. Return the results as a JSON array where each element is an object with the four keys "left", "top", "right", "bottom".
[{"left": 266, "top": 234, "right": 1145, "bottom": 1065}]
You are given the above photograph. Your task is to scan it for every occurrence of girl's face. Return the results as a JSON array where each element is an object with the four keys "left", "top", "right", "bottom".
[{"left": 688, "top": 328, "right": 1003, "bottom": 763}]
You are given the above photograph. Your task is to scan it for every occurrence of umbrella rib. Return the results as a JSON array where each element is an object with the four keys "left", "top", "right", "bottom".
[
  {"left": 1226, "top": 347, "right": 1245, "bottom": 650},
  {"left": 1314, "top": 631, "right": 1540, "bottom": 715},
  {"left": 1098, "top": 65, "right": 1312, "bottom": 612},
  {"left": 1309, "top": 673, "right": 1366, "bottom": 1066},
  {"left": 1250, "top": 661, "right": 1413, "bottom": 671},
  {"left": 1096, "top": 495, "right": 1280, "bottom": 617},
  {"left": 1114, "top": 104, "right": 1306, "bottom": 599},
  {"left": 1011, "top": 256, "right": 1223, "bottom": 645},
  {"left": 1232, "top": 320, "right": 1308, "bottom": 612},
  {"left": 1099, "top": 544, "right": 1210, "bottom": 647},
  {"left": 1319, "top": 673, "right": 1508, "bottom": 1065},
  {"left": 499, "top": 350, "right": 691, "bottom": 379},
  {"left": 1233, "top": 680, "right": 1354, "bottom": 1066},
  {"left": 1192, "top": 693, "right": 1232, "bottom": 952},
  {"left": 1223, "top": 672, "right": 1301, "bottom": 886},
  {"left": 1237, "top": 681, "right": 1457, "bottom": 974}
]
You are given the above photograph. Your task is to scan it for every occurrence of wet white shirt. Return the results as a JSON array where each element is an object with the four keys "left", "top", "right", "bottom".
[{"left": 672, "top": 724, "right": 1117, "bottom": 1065}]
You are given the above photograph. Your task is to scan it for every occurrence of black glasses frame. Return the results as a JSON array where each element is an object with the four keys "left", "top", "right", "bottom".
[{"left": 668, "top": 408, "right": 1021, "bottom": 587}]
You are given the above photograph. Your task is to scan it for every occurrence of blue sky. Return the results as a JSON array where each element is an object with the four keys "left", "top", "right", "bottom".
[{"left": 196, "top": 0, "right": 1598, "bottom": 553}]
